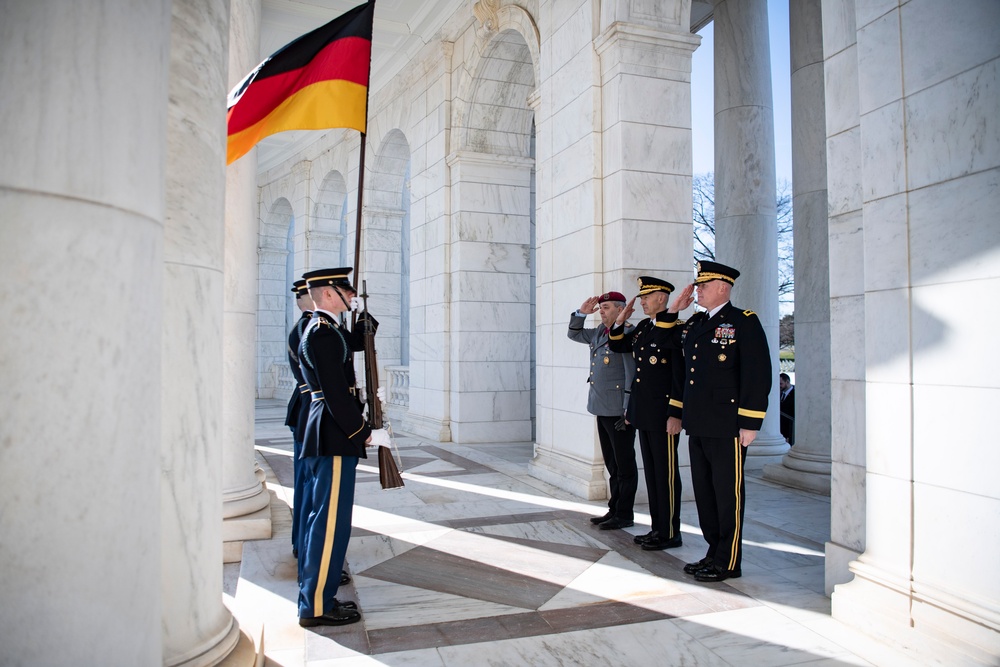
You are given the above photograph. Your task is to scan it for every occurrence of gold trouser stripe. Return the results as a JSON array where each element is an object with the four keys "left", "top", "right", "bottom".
[
  {"left": 729, "top": 437, "right": 742, "bottom": 571},
  {"left": 314, "top": 456, "right": 343, "bottom": 617},
  {"left": 738, "top": 407, "right": 766, "bottom": 419},
  {"left": 667, "top": 433, "right": 676, "bottom": 539},
  {"left": 669, "top": 398, "right": 683, "bottom": 409}
]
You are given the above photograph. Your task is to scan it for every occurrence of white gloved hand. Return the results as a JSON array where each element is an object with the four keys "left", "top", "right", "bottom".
[
  {"left": 376, "top": 386, "right": 386, "bottom": 403},
  {"left": 349, "top": 296, "right": 362, "bottom": 312},
  {"left": 369, "top": 428, "right": 391, "bottom": 448}
]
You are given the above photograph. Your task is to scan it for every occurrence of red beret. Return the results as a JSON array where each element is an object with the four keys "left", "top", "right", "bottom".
[{"left": 598, "top": 291, "right": 626, "bottom": 303}]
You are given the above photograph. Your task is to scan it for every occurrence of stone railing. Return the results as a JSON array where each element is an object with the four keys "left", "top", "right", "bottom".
[
  {"left": 385, "top": 365, "right": 410, "bottom": 408},
  {"left": 275, "top": 361, "right": 295, "bottom": 393}
]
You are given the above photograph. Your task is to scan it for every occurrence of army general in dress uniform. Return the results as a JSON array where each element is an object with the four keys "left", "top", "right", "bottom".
[
  {"left": 568, "top": 291, "right": 638, "bottom": 530},
  {"left": 296, "top": 267, "right": 386, "bottom": 627},
  {"left": 669, "top": 261, "right": 771, "bottom": 583},
  {"left": 608, "top": 277, "right": 686, "bottom": 551}
]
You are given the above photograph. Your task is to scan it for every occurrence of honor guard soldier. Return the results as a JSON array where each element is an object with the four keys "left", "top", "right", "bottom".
[
  {"left": 285, "top": 279, "right": 313, "bottom": 559},
  {"left": 608, "top": 277, "right": 686, "bottom": 551},
  {"left": 568, "top": 291, "right": 638, "bottom": 530},
  {"left": 296, "top": 267, "right": 387, "bottom": 627},
  {"left": 669, "top": 261, "right": 771, "bottom": 582}
]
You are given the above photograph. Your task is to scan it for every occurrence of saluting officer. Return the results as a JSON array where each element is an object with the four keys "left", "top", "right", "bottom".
[
  {"left": 608, "top": 277, "right": 686, "bottom": 551},
  {"left": 285, "top": 279, "right": 313, "bottom": 559},
  {"left": 669, "top": 261, "right": 771, "bottom": 583},
  {"left": 296, "top": 267, "right": 388, "bottom": 627},
  {"left": 568, "top": 291, "right": 638, "bottom": 530}
]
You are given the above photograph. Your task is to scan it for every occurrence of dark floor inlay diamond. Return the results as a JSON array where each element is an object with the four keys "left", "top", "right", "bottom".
[{"left": 359, "top": 545, "right": 566, "bottom": 610}]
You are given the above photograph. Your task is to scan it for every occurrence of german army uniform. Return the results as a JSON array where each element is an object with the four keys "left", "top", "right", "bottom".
[
  {"left": 608, "top": 277, "right": 685, "bottom": 550},
  {"left": 285, "top": 280, "right": 313, "bottom": 557},
  {"left": 295, "top": 268, "right": 372, "bottom": 624},
  {"left": 670, "top": 261, "right": 771, "bottom": 581},
  {"left": 567, "top": 292, "right": 638, "bottom": 527}
]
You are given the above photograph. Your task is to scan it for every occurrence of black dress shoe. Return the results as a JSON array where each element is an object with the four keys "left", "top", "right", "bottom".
[
  {"left": 590, "top": 512, "right": 613, "bottom": 525},
  {"left": 694, "top": 566, "right": 741, "bottom": 582},
  {"left": 641, "top": 534, "right": 683, "bottom": 551},
  {"left": 340, "top": 570, "right": 351, "bottom": 586},
  {"left": 632, "top": 531, "right": 656, "bottom": 545},
  {"left": 299, "top": 602, "right": 362, "bottom": 627},
  {"left": 336, "top": 599, "right": 357, "bottom": 610},
  {"left": 598, "top": 517, "right": 634, "bottom": 530},
  {"left": 683, "top": 557, "right": 713, "bottom": 575},
  {"left": 292, "top": 548, "right": 298, "bottom": 559}
]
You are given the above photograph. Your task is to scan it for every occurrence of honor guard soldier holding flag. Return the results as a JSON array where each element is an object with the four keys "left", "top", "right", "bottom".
[
  {"left": 568, "top": 291, "right": 638, "bottom": 531},
  {"left": 296, "top": 267, "right": 389, "bottom": 627},
  {"left": 608, "top": 277, "right": 686, "bottom": 551},
  {"left": 669, "top": 261, "right": 771, "bottom": 582},
  {"left": 285, "top": 279, "right": 313, "bottom": 559}
]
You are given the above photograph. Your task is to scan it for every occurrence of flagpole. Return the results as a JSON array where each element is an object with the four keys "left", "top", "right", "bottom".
[{"left": 352, "top": 131, "right": 367, "bottom": 280}]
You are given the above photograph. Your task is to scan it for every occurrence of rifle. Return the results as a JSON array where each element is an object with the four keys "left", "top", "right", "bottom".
[{"left": 360, "top": 280, "right": 404, "bottom": 489}]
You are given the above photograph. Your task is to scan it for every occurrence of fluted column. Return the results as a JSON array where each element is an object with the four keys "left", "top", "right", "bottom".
[
  {"left": 712, "top": 0, "right": 786, "bottom": 463},
  {"left": 0, "top": 2, "right": 168, "bottom": 664},
  {"left": 763, "top": 0, "right": 831, "bottom": 493},
  {"left": 161, "top": 0, "right": 240, "bottom": 664},
  {"left": 221, "top": 0, "right": 270, "bottom": 564}
]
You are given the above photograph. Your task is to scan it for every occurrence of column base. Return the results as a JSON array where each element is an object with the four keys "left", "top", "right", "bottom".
[
  {"left": 216, "top": 628, "right": 258, "bottom": 667},
  {"left": 833, "top": 559, "right": 1000, "bottom": 666},
  {"left": 222, "top": 503, "right": 272, "bottom": 564},
  {"left": 743, "top": 431, "right": 789, "bottom": 469},
  {"left": 165, "top": 615, "right": 242, "bottom": 667},
  {"left": 824, "top": 541, "right": 859, "bottom": 595},
  {"left": 529, "top": 446, "right": 607, "bottom": 501},
  {"left": 402, "top": 412, "right": 452, "bottom": 442},
  {"left": 762, "top": 448, "right": 831, "bottom": 494}
]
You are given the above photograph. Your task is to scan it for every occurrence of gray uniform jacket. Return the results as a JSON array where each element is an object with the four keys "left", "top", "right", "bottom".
[{"left": 568, "top": 311, "right": 636, "bottom": 417}]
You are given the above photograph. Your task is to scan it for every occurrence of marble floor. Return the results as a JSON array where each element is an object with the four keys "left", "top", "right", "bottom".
[{"left": 225, "top": 400, "right": 918, "bottom": 667}]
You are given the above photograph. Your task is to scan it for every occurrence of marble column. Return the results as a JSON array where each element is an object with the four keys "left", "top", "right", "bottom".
[
  {"left": 221, "top": 0, "right": 270, "bottom": 564},
  {"left": 532, "top": 3, "right": 700, "bottom": 501},
  {"left": 763, "top": 0, "right": 831, "bottom": 493},
  {"left": 446, "top": 151, "right": 534, "bottom": 443},
  {"left": 821, "top": 0, "right": 866, "bottom": 596},
  {"left": 160, "top": 0, "right": 241, "bottom": 664},
  {"left": 361, "top": 205, "right": 405, "bottom": 368},
  {"left": 712, "top": 0, "right": 786, "bottom": 464},
  {"left": 0, "top": 2, "right": 169, "bottom": 664},
  {"left": 831, "top": 1, "right": 1000, "bottom": 663}
]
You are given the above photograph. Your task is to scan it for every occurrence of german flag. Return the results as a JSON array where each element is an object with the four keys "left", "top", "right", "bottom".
[{"left": 226, "top": 1, "right": 374, "bottom": 164}]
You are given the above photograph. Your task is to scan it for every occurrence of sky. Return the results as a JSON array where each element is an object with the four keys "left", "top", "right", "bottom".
[{"left": 691, "top": 1, "right": 793, "bottom": 185}]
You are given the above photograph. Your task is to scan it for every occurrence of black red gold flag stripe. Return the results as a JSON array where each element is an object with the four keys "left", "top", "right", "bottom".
[{"left": 226, "top": 1, "right": 374, "bottom": 164}]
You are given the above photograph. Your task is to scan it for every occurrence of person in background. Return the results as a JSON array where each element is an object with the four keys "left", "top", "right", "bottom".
[{"left": 779, "top": 372, "right": 795, "bottom": 445}]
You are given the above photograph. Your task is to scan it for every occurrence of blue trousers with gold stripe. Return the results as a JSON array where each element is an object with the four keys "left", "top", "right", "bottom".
[
  {"left": 291, "top": 438, "right": 305, "bottom": 554},
  {"left": 637, "top": 429, "right": 682, "bottom": 539},
  {"left": 688, "top": 435, "right": 747, "bottom": 572},
  {"left": 297, "top": 455, "right": 358, "bottom": 619}
]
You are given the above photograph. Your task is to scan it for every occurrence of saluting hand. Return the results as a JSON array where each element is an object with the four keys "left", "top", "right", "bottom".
[
  {"left": 615, "top": 297, "right": 636, "bottom": 326},
  {"left": 669, "top": 283, "right": 695, "bottom": 313},
  {"left": 579, "top": 296, "right": 600, "bottom": 315}
]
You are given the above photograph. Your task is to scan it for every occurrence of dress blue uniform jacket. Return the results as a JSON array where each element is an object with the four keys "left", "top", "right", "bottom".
[
  {"left": 669, "top": 302, "right": 771, "bottom": 437},
  {"left": 608, "top": 311, "right": 684, "bottom": 432},
  {"left": 285, "top": 310, "right": 313, "bottom": 442},
  {"left": 298, "top": 311, "right": 377, "bottom": 458}
]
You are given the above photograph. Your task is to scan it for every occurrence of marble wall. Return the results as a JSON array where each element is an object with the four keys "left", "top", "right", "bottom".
[{"left": 827, "top": 0, "right": 1000, "bottom": 663}]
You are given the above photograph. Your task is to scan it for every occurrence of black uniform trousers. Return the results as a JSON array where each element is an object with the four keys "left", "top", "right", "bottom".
[
  {"left": 688, "top": 434, "right": 747, "bottom": 572},
  {"left": 637, "top": 429, "right": 681, "bottom": 539},
  {"left": 596, "top": 415, "right": 638, "bottom": 522}
]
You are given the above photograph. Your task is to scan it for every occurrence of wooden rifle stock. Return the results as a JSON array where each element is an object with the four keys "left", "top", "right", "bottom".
[{"left": 360, "top": 281, "right": 403, "bottom": 489}]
